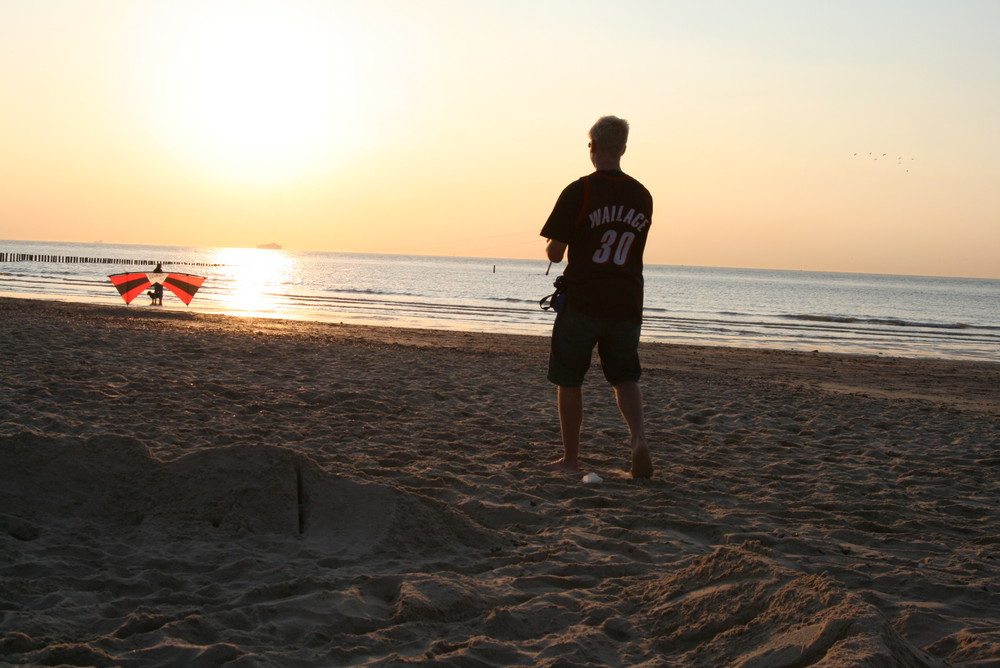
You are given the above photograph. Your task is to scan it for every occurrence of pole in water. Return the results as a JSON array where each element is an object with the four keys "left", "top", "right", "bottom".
[{"left": 545, "top": 262, "right": 552, "bottom": 275}]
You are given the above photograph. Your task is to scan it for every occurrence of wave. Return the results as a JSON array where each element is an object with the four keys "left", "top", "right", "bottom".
[{"left": 785, "top": 314, "right": 977, "bottom": 330}]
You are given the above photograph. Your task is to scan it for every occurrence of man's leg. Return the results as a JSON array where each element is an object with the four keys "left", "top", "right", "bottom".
[
  {"left": 545, "top": 305, "right": 595, "bottom": 472},
  {"left": 614, "top": 381, "right": 652, "bottom": 478},
  {"left": 543, "top": 385, "right": 583, "bottom": 471}
]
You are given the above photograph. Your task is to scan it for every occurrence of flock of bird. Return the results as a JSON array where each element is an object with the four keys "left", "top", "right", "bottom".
[{"left": 854, "top": 152, "right": 914, "bottom": 172}]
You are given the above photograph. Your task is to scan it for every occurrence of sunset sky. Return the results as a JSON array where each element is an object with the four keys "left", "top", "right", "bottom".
[{"left": 2, "top": 0, "right": 998, "bottom": 278}]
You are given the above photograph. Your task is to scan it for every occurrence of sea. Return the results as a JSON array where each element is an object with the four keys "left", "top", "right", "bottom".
[{"left": 2, "top": 239, "right": 998, "bottom": 363}]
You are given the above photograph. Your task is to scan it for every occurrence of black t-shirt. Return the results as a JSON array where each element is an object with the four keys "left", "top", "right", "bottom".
[{"left": 540, "top": 170, "right": 653, "bottom": 321}]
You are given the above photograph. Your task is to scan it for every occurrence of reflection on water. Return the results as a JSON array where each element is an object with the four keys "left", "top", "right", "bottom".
[{"left": 205, "top": 248, "right": 299, "bottom": 318}]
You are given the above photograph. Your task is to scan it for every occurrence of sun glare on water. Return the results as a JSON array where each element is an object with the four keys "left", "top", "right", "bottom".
[
  {"left": 210, "top": 247, "right": 298, "bottom": 318},
  {"left": 142, "top": 3, "right": 368, "bottom": 186}
]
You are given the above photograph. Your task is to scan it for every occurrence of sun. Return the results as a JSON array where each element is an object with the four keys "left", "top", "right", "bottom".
[{"left": 143, "top": 3, "right": 368, "bottom": 185}]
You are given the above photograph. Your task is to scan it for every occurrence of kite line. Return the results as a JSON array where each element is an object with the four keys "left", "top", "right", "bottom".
[{"left": 0, "top": 253, "right": 229, "bottom": 268}]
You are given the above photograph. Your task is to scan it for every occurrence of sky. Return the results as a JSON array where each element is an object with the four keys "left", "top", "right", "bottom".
[{"left": 2, "top": 0, "right": 998, "bottom": 278}]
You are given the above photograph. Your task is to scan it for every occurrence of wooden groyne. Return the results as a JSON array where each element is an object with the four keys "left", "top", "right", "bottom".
[{"left": 0, "top": 253, "right": 227, "bottom": 268}]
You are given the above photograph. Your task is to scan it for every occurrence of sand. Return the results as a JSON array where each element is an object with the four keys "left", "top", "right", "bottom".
[{"left": 1, "top": 296, "right": 997, "bottom": 667}]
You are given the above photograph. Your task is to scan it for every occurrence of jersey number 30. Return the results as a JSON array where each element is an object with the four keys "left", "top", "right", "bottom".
[{"left": 592, "top": 230, "right": 636, "bottom": 265}]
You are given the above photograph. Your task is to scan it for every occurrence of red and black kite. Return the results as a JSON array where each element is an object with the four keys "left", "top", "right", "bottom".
[{"left": 108, "top": 269, "right": 206, "bottom": 305}]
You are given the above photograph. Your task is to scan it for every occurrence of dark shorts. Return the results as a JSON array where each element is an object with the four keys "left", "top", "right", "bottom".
[{"left": 547, "top": 303, "right": 642, "bottom": 387}]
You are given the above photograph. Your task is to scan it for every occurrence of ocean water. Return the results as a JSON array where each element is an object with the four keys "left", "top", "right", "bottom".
[{"left": 2, "top": 239, "right": 998, "bottom": 362}]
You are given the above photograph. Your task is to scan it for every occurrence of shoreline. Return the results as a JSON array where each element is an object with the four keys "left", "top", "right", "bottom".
[
  {"left": 3, "top": 295, "right": 997, "bottom": 414},
  {"left": 2, "top": 286, "right": 996, "bottom": 364},
  {"left": 2, "top": 295, "right": 998, "bottom": 665}
]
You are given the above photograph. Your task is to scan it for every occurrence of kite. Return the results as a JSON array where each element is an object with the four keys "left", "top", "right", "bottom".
[{"left": 108, "top": 267, "right": 206, "bottom": 305}]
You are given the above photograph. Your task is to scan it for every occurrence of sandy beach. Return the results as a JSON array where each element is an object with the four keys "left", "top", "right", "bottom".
[{"left": 1, "top": 296, "right": 997, "bottom": 667}]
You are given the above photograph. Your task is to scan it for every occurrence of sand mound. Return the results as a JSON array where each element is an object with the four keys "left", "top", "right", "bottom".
[
  {"left": 1, "top": 431, "right": 503, "bottom": 560},
  {"left": 638, "top": 543, "right": 940, "bottom": 667}
]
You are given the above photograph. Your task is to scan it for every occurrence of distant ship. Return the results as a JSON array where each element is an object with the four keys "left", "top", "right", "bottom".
[{"left": 256, "top": 242, "right": 282, "bottom": 250}]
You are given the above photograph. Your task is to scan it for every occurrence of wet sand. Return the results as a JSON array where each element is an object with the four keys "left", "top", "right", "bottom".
[{"left": 1, "top": 297, "right": 997, "bottom": 666}]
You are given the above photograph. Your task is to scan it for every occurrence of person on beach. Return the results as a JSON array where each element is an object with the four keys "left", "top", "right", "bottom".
[
  {"left": 540, "top": 115, "right": 654, "bottom": 479},
  {"left": 148, "top": 263, "right": 164, "bottom": 305}
]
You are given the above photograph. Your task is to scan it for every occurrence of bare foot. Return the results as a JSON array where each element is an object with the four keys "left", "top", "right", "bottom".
[
  {"left": 630, "top": 442, "right": 653, "bottom": 479},
  {"left": 542, "top": 458, "right": 579, "bottom": 472}
]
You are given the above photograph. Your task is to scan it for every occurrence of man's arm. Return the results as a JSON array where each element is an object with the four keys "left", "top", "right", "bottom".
[
  {"left": 541, "top": 179, "right": 583, "bottom": 263},
  {"left": 546, "top": 239, "right": 567, "bottom": 263}
]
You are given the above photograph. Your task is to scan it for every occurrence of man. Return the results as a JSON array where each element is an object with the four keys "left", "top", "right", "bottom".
[
  {"left": 540, "top": 115, "right": 653, "bottom": 479},
  {"left": 148, "top": 263, "right": 164, "bottom": 305}
]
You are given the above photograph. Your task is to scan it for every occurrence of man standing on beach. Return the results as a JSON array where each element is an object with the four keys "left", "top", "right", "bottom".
[{"left": 540, "top": 115, "right": 654, "bottom": 479}]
